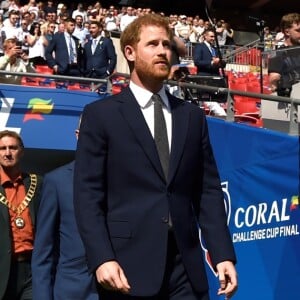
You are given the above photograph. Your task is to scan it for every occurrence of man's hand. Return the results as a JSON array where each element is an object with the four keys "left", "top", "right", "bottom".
[
  {"left": 269, "top": 72, "right": 281, "bottom": 92},
  {"left": 96, "top": 261, "right": 131, "bottom": 294},
  {"left": 212, "top": 57, "right": 220, "bottom": 66},
  {"left": 216, "top": 261, "right": 238, "bottom": 299},
  {"left": 7, "top": 45, "right": 22, "bottom": 58}
]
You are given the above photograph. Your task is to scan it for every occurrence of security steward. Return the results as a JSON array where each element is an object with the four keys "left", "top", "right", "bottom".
[{"left": 0, "top": 130, "right": 43, "bottom": 300}]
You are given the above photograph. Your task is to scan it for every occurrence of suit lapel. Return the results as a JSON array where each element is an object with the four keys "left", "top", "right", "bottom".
[
  {"left": 94, "top": 37, "right": 103, "bottom": 53},
  {"left": 0, "top": 186, "right": 9, "bottom": 225},
  {"left": 205, "top": 43, "right": 213, "bottom": 58},
  {"left": 119, "top": 88, "right": 166, "bottom": 181},
  {"left": 168, "top": 94, "right": 190, "bottom": 184}
]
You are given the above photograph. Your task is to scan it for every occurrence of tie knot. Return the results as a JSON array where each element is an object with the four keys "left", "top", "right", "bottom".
[{"left": 152, "top": 94, "right": 163, "bottom": 106}]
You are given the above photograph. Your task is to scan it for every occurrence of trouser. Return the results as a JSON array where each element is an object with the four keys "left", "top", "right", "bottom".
[{"left": 3, "top": 258, "right": 32, "bottom": 300}]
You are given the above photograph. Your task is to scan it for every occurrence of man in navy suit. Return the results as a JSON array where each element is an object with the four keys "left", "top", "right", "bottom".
[
  {"left": 192, "top": 29, "right": 227, "bottom": 116},
  {"left": 74, "top": 14, "right": 238, "bottom": 300},
  {"left": 193, "top": 29, "right": 224, "bottom": 76},
  {"left": 31, "top": 120, "right": 98, "bottom": 300},
  {"left": 45, "top": 17, "right": 83, "bottom": 76},
  {"left": 83, "top": 21, "right": 117, "bottom": 79}
]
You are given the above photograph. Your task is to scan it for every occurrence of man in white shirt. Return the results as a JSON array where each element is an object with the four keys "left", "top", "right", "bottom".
[
  {"left": 120, "top": 7, "right": 137, "bottom": 32},
  {"left": 73, "top": 15, "right": 89, "bottom": 45},
  {"left": 1, "top": 10, "right": 21, "bottom": 40},
  {"left": 72, "top": 3, "right": 88, "bottom": 23}
]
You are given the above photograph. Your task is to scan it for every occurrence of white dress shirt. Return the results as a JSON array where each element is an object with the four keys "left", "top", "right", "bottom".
[
  {"left": 64, "top": 32, "right": 77, "bottom": 63},
  {"left": 129, "top": 81, "right": 172, "bottom": 152}
]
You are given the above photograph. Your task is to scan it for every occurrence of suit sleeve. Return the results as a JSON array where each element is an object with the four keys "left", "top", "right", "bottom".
[
  {"left": 31, "top": 174, "right": 59, "bottom": 300},
  {"left": 73, "top": 104, "right": 116, "bottom": 273},
  {"left": 197, "top": 113, "right": 236, "bottom": 266},
  {"left": 105, "top": 38, "right": 117, "bottom": 75},
  {"left": 45, "top": 36, "right": 57, "bottom": 68}
]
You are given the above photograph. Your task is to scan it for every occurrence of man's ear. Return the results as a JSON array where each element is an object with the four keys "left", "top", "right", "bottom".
[
  {"left": 124, "top": 45, "right": 136, "bottom": 62},
  {"left": 284, "top": 28, "right": 290, "bottom": 38}
]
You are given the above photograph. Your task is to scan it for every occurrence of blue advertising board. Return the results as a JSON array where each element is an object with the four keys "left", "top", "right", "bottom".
[
  {"left": 206, "top": 118, "right": 300, "bottom": 300},
  {"left": 0, "top": 84, "right": 102, "bottom": 150}
]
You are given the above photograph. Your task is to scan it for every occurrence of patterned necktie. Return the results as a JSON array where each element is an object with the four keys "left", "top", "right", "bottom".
[
  {"left": 92, "top": 38, "right": 98, "bottom": 54},
  {"left": 211, "top": 46, "right": 216, "bottom": 57},
  {"left": 152, "top": 94, "right": 169, "bottom": 180},
  {"left": 69, "top": 35, "right": 74, "bottom": 63}
]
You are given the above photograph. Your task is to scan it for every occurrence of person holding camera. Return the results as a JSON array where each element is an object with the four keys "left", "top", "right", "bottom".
[
  {"left": 0, "top": 37, "right": 29, "bottom": 83},
  {"left": 26, "top": 21, "right": 48, "bottom": 66}
]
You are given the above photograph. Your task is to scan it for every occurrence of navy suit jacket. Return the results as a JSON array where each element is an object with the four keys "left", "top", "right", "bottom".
[
  {"left": 45, "top": 32, "right": 83, "bottom": 74},
  {"left": 83, "top": 36, "right": 117, "bottom": 78},
  {"left": 193, "top": 42, "right": 220, "bottom": 76},
  {"left": 32, "top": 162, "right": 97, "bottom": 300},
  {"left": 74, "top": 87, "right": 236, "bottom": 296}
]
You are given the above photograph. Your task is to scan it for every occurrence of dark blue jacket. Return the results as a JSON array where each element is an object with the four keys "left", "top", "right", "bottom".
[
  {"left": 45, "top": 32, "right": 83, "bottom": 75},
  {"left": 193, "top": 42, "right": 220, "bottom": 76},
  {"left": 83, "top": 36, "right": 117, "bottom": 78},
  {"left": 32, "top": 162, "right": 97, "bottom": 300}
]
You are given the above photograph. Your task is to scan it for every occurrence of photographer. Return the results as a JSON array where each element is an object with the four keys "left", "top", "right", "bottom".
[
  {"left": 268, "top": 13, "right": 300, "bottom": 97},
  {"left": 0, "top": 38, "right": 29, "bottom": 83}
]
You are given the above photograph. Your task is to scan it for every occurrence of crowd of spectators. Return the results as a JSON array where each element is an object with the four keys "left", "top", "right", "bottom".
[
  {"left": 0, "top": 1, "right": 238, "bottom": 71},
  {"left": 0, "top": 0, "right": 290, "bottom": 82}
]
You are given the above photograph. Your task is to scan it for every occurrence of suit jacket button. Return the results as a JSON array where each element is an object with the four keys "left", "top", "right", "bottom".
[{"left": 161, "top": 217, "right": 168, "bottom": 223}]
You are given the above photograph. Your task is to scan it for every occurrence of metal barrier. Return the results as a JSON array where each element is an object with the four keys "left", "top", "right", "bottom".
[
  {"left": 0, "top": 70, "right": 110, "bottom": 93},
  {"left": 1, "top": 69, "right": 298, "bottom": 135},
  {"left": 166, "top": 79, "right": 300, "bottom": 136}
]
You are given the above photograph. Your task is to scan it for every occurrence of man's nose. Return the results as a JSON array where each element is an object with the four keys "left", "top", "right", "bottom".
[
  {"left": 4, "top": 147, "right": 11, "bottom": 155},
  {"left": 157, "top": 44, "right": 168, "bottom": 55}
]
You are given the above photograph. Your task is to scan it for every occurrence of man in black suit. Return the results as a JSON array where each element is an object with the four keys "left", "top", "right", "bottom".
[
  {"left": 45, "top": 17, "right": 83, "bottom": 76},
  {"left": 83, "top": 21, "right": 117, "bottom": 79},
  {"left": 74, "top": 14, "right": 238, "bottom": 300},
  {"left": 0, "top": 130, "right": 43, "bottom": 300}
]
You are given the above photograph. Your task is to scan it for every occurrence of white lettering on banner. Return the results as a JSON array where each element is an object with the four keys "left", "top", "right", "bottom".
[
  {"left": 0, "top": 98, "right": 21, "bottom": 133},
  {"left": 232, "top": 198, "right": 299, "bottom": 243},
  {"left": 232, "top": 225, "right": 299, "bottom": 243},
  {"left": 235, "top": 198, "right": 290, "bottom": 228}
]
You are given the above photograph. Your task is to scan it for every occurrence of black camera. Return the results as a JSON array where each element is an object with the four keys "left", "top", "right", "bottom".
[
  {"left": 277, "top": 87, "right": 292, "bottom": 97},
  {"left": 16, "top": 40, "right": 22, "bottom": 48}
]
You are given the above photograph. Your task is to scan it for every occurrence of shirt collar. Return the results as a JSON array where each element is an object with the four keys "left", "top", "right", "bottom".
[
  {"left": 204, "top": 41, "right": 213, "bottom": 49},
  {"left": 129, "top": 81, "right": 170, "bottom": 110},
  {"left": 0, "top": 168, "right": 23, "bottom": 186},
  {"left": 64, "top": 32, "right": 73, "bottom": 39}
]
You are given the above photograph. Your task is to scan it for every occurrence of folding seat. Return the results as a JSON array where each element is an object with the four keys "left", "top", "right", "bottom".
[
  {"left": 35, "top": 65, "right": 54, "bottom": 74},
  {"left": 21, "top": 77, "right": 40, "bottom": 86}
]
